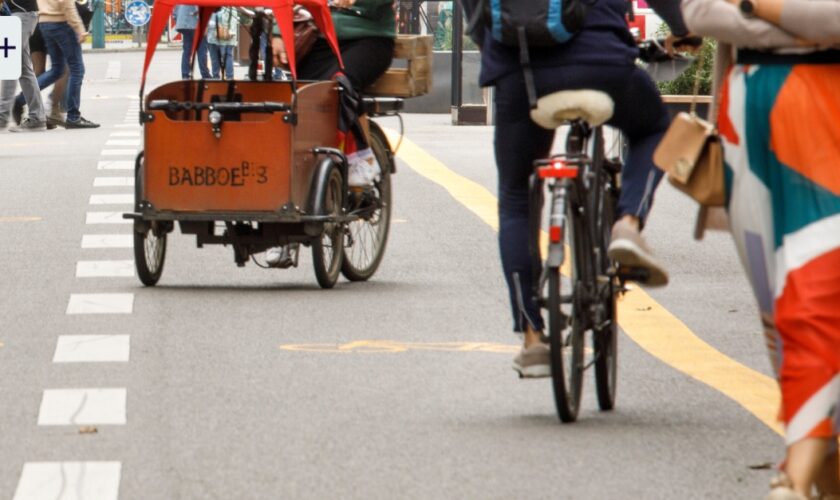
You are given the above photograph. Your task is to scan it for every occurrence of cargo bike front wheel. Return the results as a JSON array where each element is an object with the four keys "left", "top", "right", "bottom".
[{"left": 133, "top": 154, "right": 169, "bottom": 287}]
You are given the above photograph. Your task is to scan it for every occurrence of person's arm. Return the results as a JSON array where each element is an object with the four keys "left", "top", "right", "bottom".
[
  {"left": 753, "top": 0, "right": 840, "bottom": 43},
  {"left": 681, "top": 0, "right": 799, "bottom": 48},
  {"left": 646, "top": 0, "right": 690, "bottom": 36},
  {"left": 64, "top": 0, "right": 86, "bottom": 40}
]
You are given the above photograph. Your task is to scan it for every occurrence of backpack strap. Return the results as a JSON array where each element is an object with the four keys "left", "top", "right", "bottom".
[{"left": 517, "top": 27, "right": 539, "bottom": 109}]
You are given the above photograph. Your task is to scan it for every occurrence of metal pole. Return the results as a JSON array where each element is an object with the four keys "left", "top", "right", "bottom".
[
  {"left": 410, "top": 0, "right": 420, "bottom": 34},
  {"left": 92, "top": 0, "right": 105, "bottom": 49},
  {"left": 450, "top": 0, "right": 463, "bottom": 109}
]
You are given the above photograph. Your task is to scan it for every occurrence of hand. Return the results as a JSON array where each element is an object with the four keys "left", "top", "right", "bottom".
[
  {"left": 78, "top": 31, "right": 87, "bottom": 43},
  {"left": 331, "top": 0, "right": 356, "bottom": 8},
  {"left": 271, "top": 36, "right": 288, "bottom": 67},
  {"left": 665, "top": 33, "right": 702, "bottom": 56}
]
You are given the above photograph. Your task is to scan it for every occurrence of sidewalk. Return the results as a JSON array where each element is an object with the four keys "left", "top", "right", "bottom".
[{"left": 82, "top": 40, "right": 181, "bottom": 54}]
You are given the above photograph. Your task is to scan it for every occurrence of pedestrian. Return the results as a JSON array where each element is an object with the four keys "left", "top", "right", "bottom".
[
  {"left": 174, "top": 4, "right": 211, "bottom": 79},
  {"left": 206, "top": 6, "right": 238, "bottom": 80},
  {"left": 681, "top": 1, "right": 840, "bottom": 499},
  {"left": 467, "top": 0, "right": 689, "bottom": 377},
  {"left": 13, "top": 0, "right": 99, "bottom": 128},
  {"left": 0, "top": 0, "right": 47, "bottom": 132}
]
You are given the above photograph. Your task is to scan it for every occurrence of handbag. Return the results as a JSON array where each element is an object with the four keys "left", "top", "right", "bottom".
[
  {"left": 653, "top": 51, "right": 726, "bottom": 207},
  {"left": 291, "top": 6, "right": 319, "bottom": 65},
  {"left": 215, "top": 10, "right": 233, "bottom": 41}
]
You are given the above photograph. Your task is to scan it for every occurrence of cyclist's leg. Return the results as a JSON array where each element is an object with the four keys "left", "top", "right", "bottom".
[
  {"left": 606, "top": 67, "right": 669, "bottom": 229},
  {"left": 602, "top": 66, "right": 671, "bottom": 285},
  {"left": 494, "top": 72, "right": 554, "bottom": 335}
]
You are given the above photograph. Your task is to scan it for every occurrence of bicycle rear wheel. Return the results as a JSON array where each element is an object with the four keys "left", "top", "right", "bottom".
[
  {"left": 341, "top": 122, "right": 392, "bottom": 281},
  {"left": 593, "top": 166, "right": 619, "bottom": 410},
  {"left": 548, "top": 198, "right": 585, "bottom": 423}
]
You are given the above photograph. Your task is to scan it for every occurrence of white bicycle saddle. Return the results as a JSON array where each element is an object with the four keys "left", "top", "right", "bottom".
[{"left": 529, "top": 90, "right": 615, "bottom": 130}]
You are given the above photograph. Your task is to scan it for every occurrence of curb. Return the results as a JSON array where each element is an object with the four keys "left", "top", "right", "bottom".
[{"left": 82, "top": 45, "right": 181, "bottom": 54}]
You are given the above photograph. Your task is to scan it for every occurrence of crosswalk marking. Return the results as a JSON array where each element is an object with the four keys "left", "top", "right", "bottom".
[
  {"left": 105, "top": 60, "right": 121, "bottom": 80},
  {"left": 89, "top": 194, "right": 133, "bottom": 205},
  {"left": 97, "top": 160, "right": 134, "bottom": 170},
  {"left": 106, "top": 139, "right": 141, "bottom": 147},
  {"left": 94, "top": 177, "right": 134, "bottom": 187},
  {"left": 13, "top": 462, "right": 121, "bottom": 500},
  {"left": 81, "top": 234, "right": 132, "bottom": 249},
  {"left": 101, "top": 149, "right": 137, "bottom": 156},
  {"left": 37, "top": 388, "right": 127, "bottom": 425},
  {"left": 76, "top": 260, "right": 135, "bottom": 278},
  {"left": 67, "top": 293, "right": 134, "bottom": 314},
  {"left": 110, "top": 131, "right": 141, "bottom": 138},
  {"left": 86, "top": 212, "right": 130, "bottom": 224},
  {"left": 53, "top": 335, "right": 130, "bottom": 363}
]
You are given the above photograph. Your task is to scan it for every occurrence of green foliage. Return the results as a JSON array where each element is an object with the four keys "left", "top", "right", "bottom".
[{"left": 655, "top": 25, "right": 716, "bottom": 96}]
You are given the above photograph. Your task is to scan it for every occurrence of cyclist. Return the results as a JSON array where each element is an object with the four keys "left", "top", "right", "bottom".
[
  {"left": 474, "top": 0, "right": 692, "bottom": 377},
  {"left": 265, "top": 0, "right": 395, "bottom": 267}
]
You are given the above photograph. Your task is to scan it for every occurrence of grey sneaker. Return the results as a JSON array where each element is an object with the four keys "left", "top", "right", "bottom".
[
  {"left": 65, "top": 116, "right": 100, "bottom": 129},
  {"left": 10, "top": 118, "right": 47, "bottom": 133},
  {"left": 607, "top": 218, "right": 669, "bottom": 286},
  {"left": 512, "top": 342, "right": 550, "bottom": 378}
]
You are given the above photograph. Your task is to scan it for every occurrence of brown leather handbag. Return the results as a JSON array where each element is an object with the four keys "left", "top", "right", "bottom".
[
  {"left": 653, "top": 52, "right": 726, "bottom": 207},
  {"left": 291, "top": 6, "right": 319, "bottom": 65}
]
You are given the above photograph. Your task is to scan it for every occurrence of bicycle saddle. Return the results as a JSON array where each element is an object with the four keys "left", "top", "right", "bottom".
[{"left": 530, "top": 90, "right": 614, "bottom": 130}]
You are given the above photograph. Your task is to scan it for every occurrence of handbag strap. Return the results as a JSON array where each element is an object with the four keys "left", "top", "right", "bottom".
[{"left": 689, "top": 45, "right": 722, "bottom": 125}]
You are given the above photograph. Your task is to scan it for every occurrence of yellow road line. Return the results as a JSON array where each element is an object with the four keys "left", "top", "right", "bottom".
[
  {"left": 385, "top": 129, "right": 782, "bottom": 436},
  {"left": 0, "top": 216, "right": 41, "bottom": 223}
]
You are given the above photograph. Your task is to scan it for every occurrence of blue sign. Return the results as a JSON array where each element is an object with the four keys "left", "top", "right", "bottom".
[
  {"left": 125, "top": 0, "right": 151, "bottom": 27},
  {"left": 0, "top": 17, "right": 21, "bottom": 79}
]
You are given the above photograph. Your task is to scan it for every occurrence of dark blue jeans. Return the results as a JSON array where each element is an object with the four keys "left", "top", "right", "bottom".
[
  {"left": 178, "top": 29, "right": 211, "bottom": 79},
  {"left": 494, "top": 64, "right": 669, "bottom": 332},
  {"left": 208, "top": 44, "right": 234, "bottom": 79},
  {"left": 16, "top": 22, "right": 84, "bottom": 122}
]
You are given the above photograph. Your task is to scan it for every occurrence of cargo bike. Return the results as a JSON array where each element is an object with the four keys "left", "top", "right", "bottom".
[{"left": 125, "top": 0, "right": 423, "bottom": 289}]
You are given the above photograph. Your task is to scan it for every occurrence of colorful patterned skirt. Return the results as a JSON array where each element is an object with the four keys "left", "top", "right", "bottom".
[{"left": 719, "top": 63, "right": 840, "bottom": 446}]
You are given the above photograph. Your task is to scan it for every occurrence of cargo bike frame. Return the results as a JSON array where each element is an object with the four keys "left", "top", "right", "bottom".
[{"left": 124, "top": 0, "right": 401, "bottom": 289}]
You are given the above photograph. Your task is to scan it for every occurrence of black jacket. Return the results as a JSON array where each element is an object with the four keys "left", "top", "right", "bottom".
[{"left": 4, "top": 0, "right": 39, "bottom": 13}]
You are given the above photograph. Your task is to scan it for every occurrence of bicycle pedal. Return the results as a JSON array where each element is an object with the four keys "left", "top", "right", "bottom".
[{"left": 617, "top": 266, "right": 650, "bottom": 283}]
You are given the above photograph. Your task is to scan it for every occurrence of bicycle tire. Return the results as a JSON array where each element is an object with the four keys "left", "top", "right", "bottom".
[
  {"left": 312, "top": 166, "right": 345, "bottom": 289},
  {"left": 133, "top": 155, "right": 167, "bottom": 287},
  {"left": 593, "top": 175, "right": 618, "bottom": 411},
  {"left": 548, "top": 196, "right": 586, "bottom": 423},
  {"left": 340, "top": 122, "right": 392, "bottom": 281}
]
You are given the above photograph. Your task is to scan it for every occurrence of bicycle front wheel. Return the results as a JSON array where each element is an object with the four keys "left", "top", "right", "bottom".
[
  {"left": 594, "top": 173, "right": 619, "bottom": 411},
  {"left": 548, "top": 200, "right": 585, "bottom": 423}
]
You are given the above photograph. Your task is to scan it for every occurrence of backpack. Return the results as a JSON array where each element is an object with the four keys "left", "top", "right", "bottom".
[{"left": 459, "top": 0, "right": 592, "bottom": 107}]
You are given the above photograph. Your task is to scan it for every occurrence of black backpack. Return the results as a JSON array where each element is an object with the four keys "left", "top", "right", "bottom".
[{"left": 459, "top": 0, "right": 592, "bottom": 107}]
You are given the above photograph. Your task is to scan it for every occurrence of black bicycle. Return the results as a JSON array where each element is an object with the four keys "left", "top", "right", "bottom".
[{"left": 529, "top": 38, "right": 701, "bottom": 423}]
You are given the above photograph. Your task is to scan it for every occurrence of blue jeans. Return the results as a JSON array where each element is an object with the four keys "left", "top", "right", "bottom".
[
  {"left": 494, "top": 64, "right": 669, "bottom": 332},
  {"left": 15, "top": 22, "right": 83, "bottom": 121},
  {"left": 208, "top": 44, "right": 234, "bottom": 79},
  {"left": 178, "top": 29, "right": 211, "bottom": 79}
]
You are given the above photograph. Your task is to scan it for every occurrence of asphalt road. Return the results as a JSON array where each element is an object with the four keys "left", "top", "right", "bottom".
[{"left": 0, "top": 50, "right": 782, "bottom": 499}]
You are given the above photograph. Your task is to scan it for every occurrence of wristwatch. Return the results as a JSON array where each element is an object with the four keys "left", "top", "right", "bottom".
[{"left": 739, "top": 0, "right": 757, "bottom": 16}]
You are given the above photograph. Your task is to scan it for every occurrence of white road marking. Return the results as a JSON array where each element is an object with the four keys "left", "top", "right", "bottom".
[
  {"left": 106, "top": 139, "right": 141, "bottom": 147},
  {"left": 67, "top": 293, "right": 133, "bottom": 314},
  {"left": 76, "top": 260, "right": 135, "bottom": 278},
  {"left": 110, "top": 131, "right": 141, "bottom": 137},
  {"left": 114, "top": 124, "right": 140, "bottom": 129},
  {"left": 98, "top": 160, "right": 134, "bottom": 170},
  {"left": 90, "top": 194, "right": 133, "bottom": 205},
  {"left": 38, "top": 388, "right": 127, "bottom": 425},
  {"left": 101, "top": 149, "right": 137, "bottom": 156},
  {"left": 105, "top": 60, "right": 121, "bottom": 80},
  {"left": 13, "top": 462, "right": 121, "bottom": 500},
  {"left": 53, "top": 335, "right": 130, "bottom": 363},
  {"left": 81, "top": 234, "right": 132, "bottom": 249},
  {"left": 94, "top": 177, "right": 134, "bottom": 187},
  {"left": 86, "top": 212, "right": 130, "bottom": 225}
]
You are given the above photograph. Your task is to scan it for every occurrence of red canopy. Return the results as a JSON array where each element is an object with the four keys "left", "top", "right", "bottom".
[{"left": 142, "top": 0, "right": 342, "bottom": 89}]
